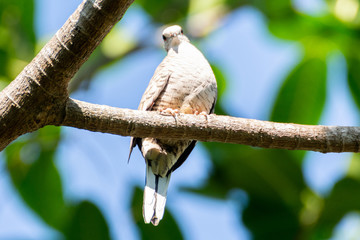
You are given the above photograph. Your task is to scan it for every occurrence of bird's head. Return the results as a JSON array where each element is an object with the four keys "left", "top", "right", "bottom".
[{"left": 162, "top": 25, "right": 189, "bottom": 52}]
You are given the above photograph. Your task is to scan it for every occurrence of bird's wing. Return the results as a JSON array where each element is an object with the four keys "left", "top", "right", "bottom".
[
  {"left": 167, "top": 140, "right": 197, "bottom": 174},
  {"left": 138, "top": 61, "right": 172, "bottom": 111},
  {"left": 128, "top": 60, "right": 172, "bottom": 162}
]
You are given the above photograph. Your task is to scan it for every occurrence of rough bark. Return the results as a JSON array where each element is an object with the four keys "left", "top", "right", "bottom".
[
  {"left": 0, "top": 0, "right": 134, "bottom": 150},
  {"left": 62, "top": 98, "right": 360, "bottom": 153}
]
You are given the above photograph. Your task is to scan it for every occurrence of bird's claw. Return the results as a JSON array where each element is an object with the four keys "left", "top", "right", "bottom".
[
  {"left": 194, "top": 110, "right": 208, "bottom": 116},
  {"left": 194, "top": 110, "right": 209, "bottom": 121},
  {"left": 159, "top": 107, "right": 180, "bottom": 116}
]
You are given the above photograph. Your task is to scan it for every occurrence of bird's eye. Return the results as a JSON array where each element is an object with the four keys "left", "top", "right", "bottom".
[
  {"left": 162, "top": 35, "right": 167, "bottom": 41},
  {"left": 181, "top": 29, "right": 183, "bottom": 34}
]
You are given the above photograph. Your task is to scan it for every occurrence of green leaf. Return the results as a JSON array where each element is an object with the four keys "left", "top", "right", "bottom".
[
  {"left": 224, "top": 0, "right": 247, "bottom": 10},
  {"left": 211, "top": 64, "right": 226, "bottom": 99},
  {"left": 268, "top": 15, "right": 315, "bottom": 41},
  {"left": 135, "top": 0, "right": 190, "bottom": 23},
  {"left": 313, "top": 177, "right": 360, "bottom": 239},
  {"left": 210, "top": 64, "right": 228, "bottom": 115},
  {"left": 5, "top": 126, "right": 67, "bottom": 229},
  {"left": 268, "top": 14, "right": 338, "bottom": 41},
  {"left": 252, "top": 0, "right": 293, "bottom": 20},
  {"left": 348, "top": 154, "right": 360, "bottom": 181},
  {"left": 0, "top": 0, "right": 36, "bottom": 81},
  {"left": 0, "top": 0, "right": 36, "bottom": 58},
  {"left": 347, "top": 56, "right": 360, "bottom": 110},
  {"left": 131, "top": 186, "right": 183, "bottom": 240},
  {"left": 271, "top": 58, "right": 327, "bottom": 124},
  {"left": 243, "top": 196, "right": 299, "bottom": 239},
  {"left": 64, "top": 201, "right": 111, "bottom": 240}
]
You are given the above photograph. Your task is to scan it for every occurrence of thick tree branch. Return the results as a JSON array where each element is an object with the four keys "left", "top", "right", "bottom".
[
  {"left": 0, "top": 0, "right": 134, "bottom": 151},
  {"left": 1, "top": 0, "right": 359, "bottom": 155},
  {"left": 62, "top": 98, "right": 360, "bottom": 153}
]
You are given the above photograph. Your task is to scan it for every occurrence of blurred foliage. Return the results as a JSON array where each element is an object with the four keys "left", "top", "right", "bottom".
[
  {"left": 5, "top": 126, "right": 111, "bottom": 239},
  {"left": 5, "top": 126, "right": 67, "bottom": 229},
  {"left": 0, "top": 0, "right": 35, "bottom": 89},
  {"left": 63, "top": 201, "right": 111, "bottom": 240},
  {"left": 135, "top": 0, "right": 189, "bottom": 23},
  {"left": 3, "top": 0, "right": 360, "bottom": 239},
  {"left": 271, "top": 58, "right": 327, "bottom": 125},
  {"left": 347, "top": 56, "right": 360, "bottom": 109},
  {"left": 189, "top": 144, "right": 307, "bottom": 239}
]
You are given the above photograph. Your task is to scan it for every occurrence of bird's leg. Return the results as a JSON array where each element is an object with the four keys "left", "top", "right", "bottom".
[
  {"left": 159, "top": 107, "right": 180, "bottom": 116},
  {"left": 194, "top": 110, "right": 208, "bottom": 116},
  {"left": 194, "top": 110, "right": 209, "bottom": 121},
  {"left": 158, "top": 107, "right": 179, "bottom": 123}
]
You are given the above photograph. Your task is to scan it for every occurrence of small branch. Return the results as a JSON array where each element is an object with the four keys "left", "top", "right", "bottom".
[{"left": 62, "top": 98, "right": 360, "bottom": 153}]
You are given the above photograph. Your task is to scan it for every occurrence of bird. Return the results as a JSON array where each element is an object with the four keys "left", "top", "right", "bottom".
[{"left": 128, "top": 25, "right": 217, "bottom": 226}]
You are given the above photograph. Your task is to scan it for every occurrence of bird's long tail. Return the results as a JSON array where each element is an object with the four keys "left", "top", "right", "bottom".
[{"left": 143, "top": 164, "right": 171, "bottom": 226}]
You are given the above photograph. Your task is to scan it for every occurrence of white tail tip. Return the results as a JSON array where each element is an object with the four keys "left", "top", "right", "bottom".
[{"left": 142, "top": 165, "right": 171, "bottom": 226}]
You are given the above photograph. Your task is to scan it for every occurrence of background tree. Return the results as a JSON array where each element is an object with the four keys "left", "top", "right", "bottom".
[{"left": 1, "top": 0, "right": 360, "bottom": 239}]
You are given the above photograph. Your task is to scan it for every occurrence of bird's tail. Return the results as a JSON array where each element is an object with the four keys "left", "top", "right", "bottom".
[{"left": 143, "top": 164, "right": 171, "bottom": 226}]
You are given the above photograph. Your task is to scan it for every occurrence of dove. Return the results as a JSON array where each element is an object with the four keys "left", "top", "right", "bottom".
[{"left": 128, "top": 25, "right": 217, "bottom": 226}]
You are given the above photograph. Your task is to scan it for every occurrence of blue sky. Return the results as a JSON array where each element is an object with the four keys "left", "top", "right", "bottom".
[{"left": 1, "top": 0, "right": 360, "bottom": 239}]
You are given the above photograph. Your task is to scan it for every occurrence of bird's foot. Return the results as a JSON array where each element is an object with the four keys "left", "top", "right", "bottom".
[
  {"left": 159, "top": 107, "right": 180, "bottom": 116},
  {"left": 194, "top": 110, "right": 208, "bottom": 116},
  {"left": 194, "top": 110, "right": 208, "bottom": 121}
]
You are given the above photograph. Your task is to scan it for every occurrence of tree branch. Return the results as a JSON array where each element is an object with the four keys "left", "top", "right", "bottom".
[
  {"left": 1, "top": 0, "right": 359, "bottom": 155},
  {"left": 0, "top": 0, "right": 134, "bottom": 151},
  {"left": 62, "top": 98, "right": 360, "bottom": 153}
]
